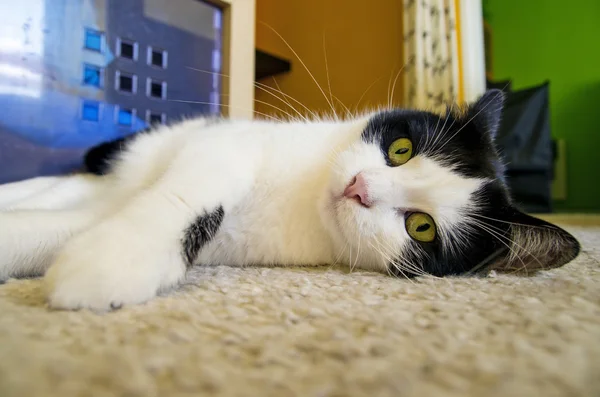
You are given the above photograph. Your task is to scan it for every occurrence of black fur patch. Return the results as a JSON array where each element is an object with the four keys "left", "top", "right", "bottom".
[
  {"left": 84, "top": 131, "right": 147, "bottom": 175},
  {"left": 181, "top": 206, "right": 225, "bottom": 267}
]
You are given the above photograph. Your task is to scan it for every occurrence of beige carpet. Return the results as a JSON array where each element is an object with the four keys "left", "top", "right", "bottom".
[{"left": 1, "top": 215, "right": 599, "bottom": 397}]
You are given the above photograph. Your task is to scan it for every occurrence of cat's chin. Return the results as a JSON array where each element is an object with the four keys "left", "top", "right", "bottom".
[
  {"left": 328, "top": 192, "right": 361, "bottom": 225},
  {"left": 328, "top": 194, "right": 371, "bottom": 244},
  {"left": 320, "top": 191, "right": 406, "bottom": 274},
  {"left": 318, "top": 189, "right": 362, "bottom": 250}
]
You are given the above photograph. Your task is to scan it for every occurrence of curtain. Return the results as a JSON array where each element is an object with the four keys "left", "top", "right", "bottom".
[{"left": 403, "top": 0, "right": 462, "bottom": 113}]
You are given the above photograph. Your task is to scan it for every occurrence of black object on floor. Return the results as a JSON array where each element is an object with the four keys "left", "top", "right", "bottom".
[
  {"left": 492, "top": 81, "right": 554, "bottom": 213},
  {"left": 255, "top": 49, "right": 291, "bottom": 80}
]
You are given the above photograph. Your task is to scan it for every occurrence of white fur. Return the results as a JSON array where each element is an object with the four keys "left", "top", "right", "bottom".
[
  {"left": 0, "top": 115, "right": 485, "bottom": 311},
  {"left": 0, "top": 176, "right": 66, "bottom": 209}
]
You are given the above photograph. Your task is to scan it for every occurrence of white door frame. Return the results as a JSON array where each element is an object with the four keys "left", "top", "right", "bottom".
[
  {"left": 208, "top": 0, "right": 256, "bottom": 119},
  {"left": 458, "top": 0, "right": 486, "bottom": 102}
]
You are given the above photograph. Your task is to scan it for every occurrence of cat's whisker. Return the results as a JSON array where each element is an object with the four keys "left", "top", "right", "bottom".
[
  {"left": 417, "top": 118, "right": 427, "bottom": 153},
  {"left": 185, "top": 66, "right": 316, "bottom": 120},
  {"left": 322, "top": 34, "right": 335, "bottom": 114},
  {"left": 256, "top": 80, "right": 318, "bottom": 120},
  {"left": 424, "top": 110, "right": 443, "bottom": 153},
  {"left": 419, "top": 117, "right": 434, "bottom": 154},
  {"left": 471, "top": 214, "right": 544, "bottom": 268},
  {"left": 394, "top": 256, "right": 428, "bottom": 278},
  {"left": 168, "top": 99, "right": 281, "bottom": 121},
  {"left": 389, "top": 57, "right": 411, "bottom": 108},
  {"left": 465, "top": 218, "right": 539, "bottom": 273},
  {"left": 332, "top": 95, "right": 353, "bottom": 119},
  {"left": 467, "top": 217, "right": 546, "bottom": 270},
  {"left": 477, "top": 226, "right": 530, "bottom": 275},
  {"left": 270, "top": 77, "right": 307, "bottom": 121},
  {"left": 350, "top": 232, "right": 362, "bottom": 273},
  {"left": 326, "top": 146, "right": 344, "bottom": 170},
  {"left": 384, "top": 265, "right": 394, "bottom": 278},
  {"left": 458, "top": 224, "right": 516, "bottom": 276},
  {"left": 436, "top": 89, "right": 505, "bottom": 152},
  {"left": 238, "top": 96, "right": 302, "bottom": 120},
  {"left": 327, "top": 240, "right": 349, "bottom": 272},
  {"left": 259, "top": 21, "right": 338, "bottom": 118},
  {"left": 241, "top": 86, "right": 306, "bottom": 121},
  {"left": 371, "top": 236, "right": 426, "bottom": 279},
  {"left": 386, "top": 68, "right": 395, "bottom": 110},
  {"left": 354, "top": 76, "right": 383, "bottom": 114},
  {"left": 335, "top": 242, "right": 349, "bottom": 267},
  {"left": 369, "top": 236, "right": 394, "bottom": 278},
  {"left": 427, "top": 105, "right": 452, "bottom": 155},
  {"left": 348, "top": 237, "right": 353, "bottom": 274},
  {"left": 368, "top": 227, "right": 428, "bottom": 277},
  {"left": 326, "top": 158, "right": 341, "bottom": 171},
  {"left": 375, "top": 247, "right": 406, "bottom": 278},
  {"left": 368, "top": 240, "right": 412, "bottom": 281},
  {"left": 431, "top": 103, "right": 459, "bottom": 153},
  {"left": 469, "top": 212, "right": 556, "bottom": 231}
]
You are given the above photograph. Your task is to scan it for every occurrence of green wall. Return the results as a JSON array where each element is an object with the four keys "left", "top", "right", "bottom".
[{"left": 484, "top": 0, "right": 600, "bottom": 211}]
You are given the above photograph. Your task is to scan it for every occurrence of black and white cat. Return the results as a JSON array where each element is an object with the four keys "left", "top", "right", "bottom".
[{"left": 0, "top": 90, "right": 580, "bottom": 311}]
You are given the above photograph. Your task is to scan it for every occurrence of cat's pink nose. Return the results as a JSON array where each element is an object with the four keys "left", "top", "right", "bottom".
[{"left": 344, "top": 173, "right": 372, "bottom": 207}]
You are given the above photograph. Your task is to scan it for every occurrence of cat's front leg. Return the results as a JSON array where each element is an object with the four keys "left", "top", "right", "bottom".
[
  {"left": 44, "top": 144, "right": 257, "bottom": 311},
  {"left": 0, "top": 174, "right": 130, "bottom": 280},
  {"left": 44, "top": 195, "right": 193, "bottom": 311},
  {"left": 0, "top": 176, "right": 65, "bottom": 210}
]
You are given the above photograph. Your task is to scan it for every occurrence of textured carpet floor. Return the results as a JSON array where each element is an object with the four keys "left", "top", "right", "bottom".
[{"left": 0, "top": 215, "right": 599, "bottom": 397}]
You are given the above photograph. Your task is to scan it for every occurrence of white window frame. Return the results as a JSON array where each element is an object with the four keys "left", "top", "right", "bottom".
[
  {"left": 80, "top": 99, "right": 103, "bottom": 122},
  {"left": 114, "top": 106, "right": 137, "bottom": 127},
  {"left": 146, "top": 77, "right": 167, "bottom": 100},
  {"left": 82, "top": 63, "right": 104, "bottom": 88},
  {"left": 146, "top": 110, "right": 167, "bottom": 125},
  {"left": 147, "top": 46, "right": 168, "bottom": 69},
  {"left": 116, "top": 37, "right": 139, "bottom": 61},
  {"left": 115, "top": 71, "right": 138, "bottom": 94},
  {"left": 83, "top": 28, "right": 105, "bottom": 53}
]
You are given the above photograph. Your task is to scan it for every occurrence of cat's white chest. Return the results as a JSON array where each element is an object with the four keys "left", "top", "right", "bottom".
[{"left": 196, "top": 169, "right": 336, "bottom": 267}]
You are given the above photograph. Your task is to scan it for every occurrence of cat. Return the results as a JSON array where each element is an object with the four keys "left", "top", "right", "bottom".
[{"left": 0, "top": 89, "right": 580, "bottom": 311}]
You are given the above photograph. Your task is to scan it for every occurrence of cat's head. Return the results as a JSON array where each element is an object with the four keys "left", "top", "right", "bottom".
[{"left": 322, "top": 89, "right": 580, "bottom": 277}]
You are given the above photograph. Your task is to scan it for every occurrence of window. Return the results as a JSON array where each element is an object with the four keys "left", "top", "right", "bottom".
[
  {"left": 146, "top": 110, "right": 166, "bottom": 125},
  {"left": 117, "top": 107, "right": 135, "bottom": 126},
  {"left": 84, "top": 29, "right": 103, "bottom": 52},
  {"left": 150, "top": 82, "right": 163, "bottom": 98},
  {"left": 115, "top": 71, "right": 137, "bottom": 94},
  {"left": 82, "top": 64, "right": 102, "bottom": 87},
  {"left": 117, "top": 38, "right": 138, "bottom": 60},
  {"left": 147, "top": 78, "right": 166, "bottom": 99},
  {"left": 147, "top": 46, "right": 167, "bottom": 68},
  {"left": 82, "top": 100, "right": 100, "bottom": 121},
  {"left": 151, "top": 50, "right": 165, "bottom": 67}
]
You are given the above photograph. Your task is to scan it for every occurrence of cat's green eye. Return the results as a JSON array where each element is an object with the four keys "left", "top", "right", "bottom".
[
  {"left": 405, "top": 212, "right": 436, "bottom": 243},
  {"left": 388, "top": 138, "right": 413, "bottom": 166}
]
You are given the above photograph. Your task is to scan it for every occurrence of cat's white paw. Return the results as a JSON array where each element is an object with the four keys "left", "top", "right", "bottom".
[{"left": 44, "top": 219, "right": 185, "bottom": 311}]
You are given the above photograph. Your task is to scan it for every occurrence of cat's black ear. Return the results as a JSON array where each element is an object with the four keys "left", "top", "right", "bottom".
[
  {"left": 468, "top": 89, "right": 505, "bottom": 139},
  {"left": 488, "top": 209, "right": 580, "bottom": 274}
]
